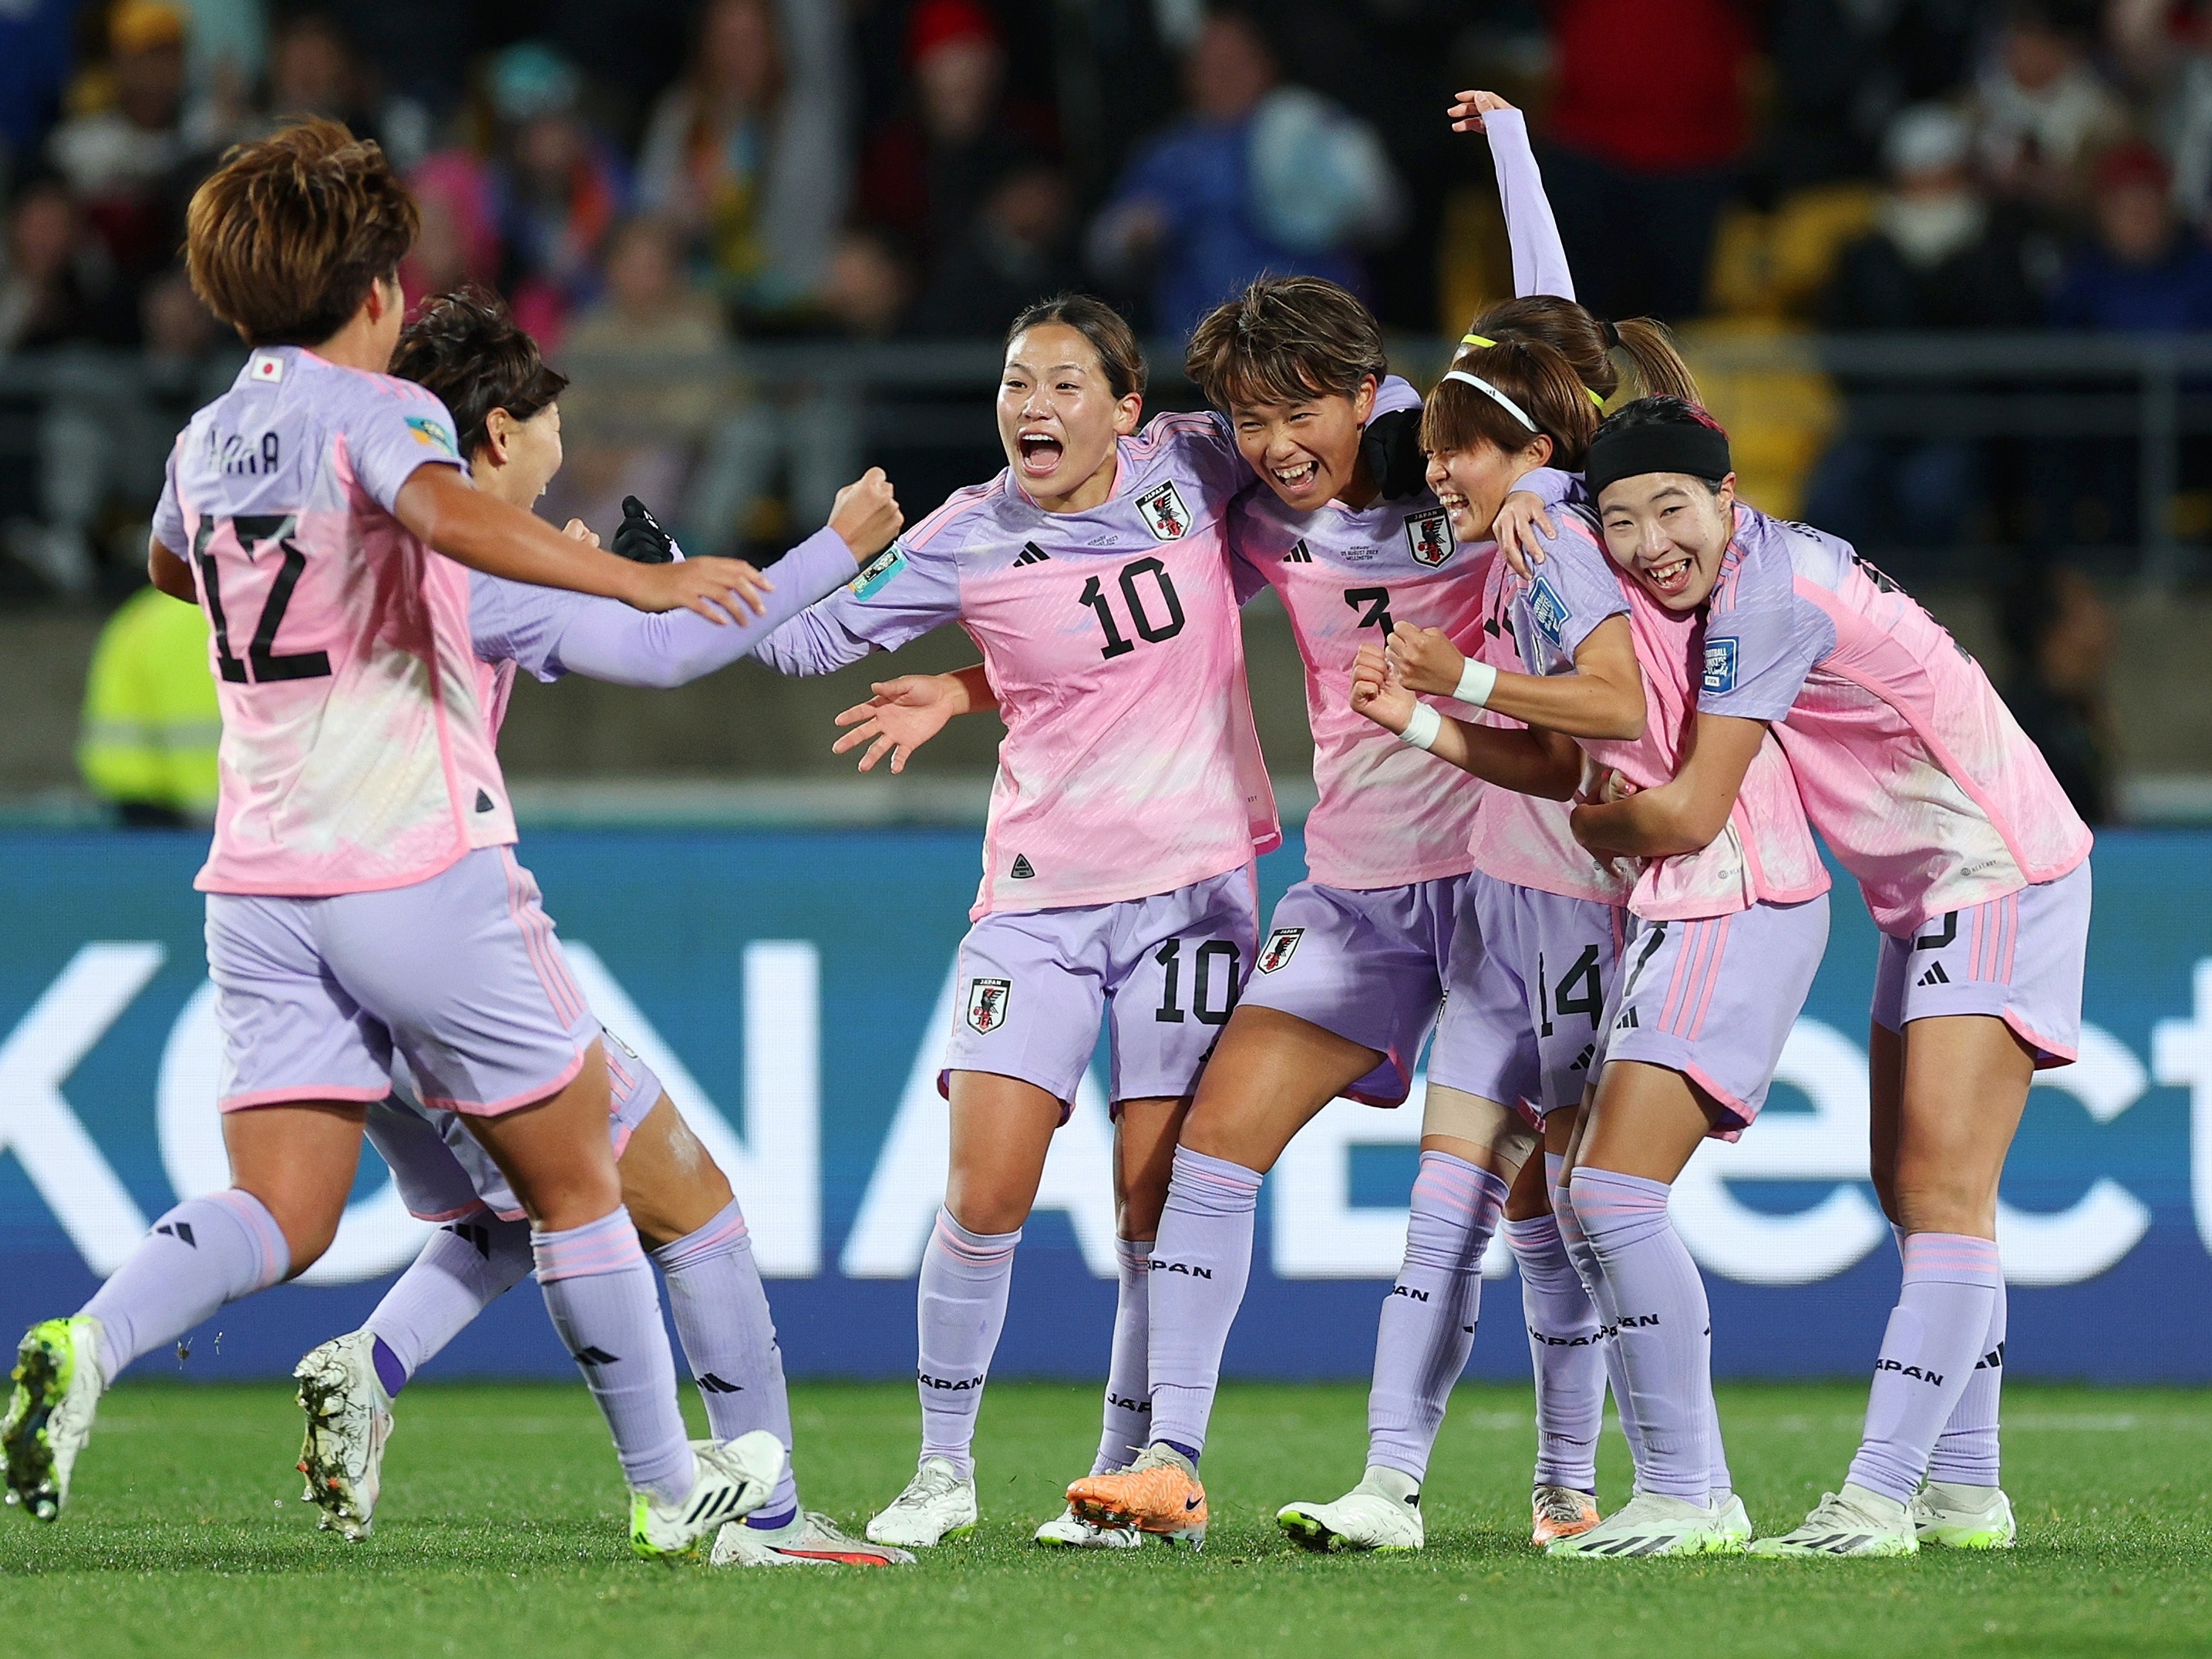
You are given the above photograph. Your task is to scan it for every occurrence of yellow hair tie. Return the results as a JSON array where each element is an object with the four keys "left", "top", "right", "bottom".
[
  {"left": 1587, "top": 388, "right": 1606, "bottom": 408},
  {"left": 1460, "top": 332, "right": 1495, "bottom": 348}
]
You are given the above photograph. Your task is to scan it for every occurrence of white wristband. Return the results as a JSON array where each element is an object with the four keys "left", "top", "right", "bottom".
[
  {"left": 1399, "top": 700, "right": 1443, "bottom": 752},
  {"left": 1454, "top": 655, "right": 1499, "bottom": 708}
]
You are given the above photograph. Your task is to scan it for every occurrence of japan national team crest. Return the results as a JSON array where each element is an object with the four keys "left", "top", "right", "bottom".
[
  {"left": 965, "top": 977, "right": 1013, "bottom": 1035},
  {"left": 1136, "top": 480, "right": 1190, "bottom": 540},
  {"left": 1256, "top": 927, "right": 1304, "bottom": 974},
  {"left": 1404, "top": 507, "right": 1454, "bottom": 567}
]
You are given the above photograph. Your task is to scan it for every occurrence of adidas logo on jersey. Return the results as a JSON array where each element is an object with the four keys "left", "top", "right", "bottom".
[
  {"left": 1615, "top": 1007, "right": 1639, "bottom": 1030},
  {"left": 1571, "top": 1042, "right": 1595, "bottom": 1071},
  {"left": 474, "top": 789, "right": 494, "bottom": 813},
  {"left": 1284, "top": 539, "right": 1313, "bottom": 564},
  {"left": 1012, "top": 542, "right": 1051, "bottom": 567},
  {"left": 1917, "top": 962, "right": 1951, "bottom": 987},
  {"left": 1009, "top": 854, "right": 1035, "bottom": 879}
]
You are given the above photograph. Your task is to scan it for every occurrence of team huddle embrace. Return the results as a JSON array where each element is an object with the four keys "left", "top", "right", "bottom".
[{"left": 3, "top": 91, "right": 2089, "bottom": 1568}]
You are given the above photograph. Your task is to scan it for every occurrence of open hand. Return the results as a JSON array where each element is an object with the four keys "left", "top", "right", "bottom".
[
  {"left": 1385, "top": 622, "right": 1466, "bottom": 698},
  {"left": 1446, "top": 89, "right": 1517, "bottom": 134},
  {"left": 829, "top": 467, "right": 904, "bottom": 563},
  {"left": 624, "top": 554, "right": 771, "bottom": 624},
  {"left": 1490, "top": 490, "right": 1556, "bottom": 580},
  {"left": 832, "top": 673, "right": 962, "bottom": 773},
  {"left": 1349, "top": 642, "right": 1418, "bottom": 734}
]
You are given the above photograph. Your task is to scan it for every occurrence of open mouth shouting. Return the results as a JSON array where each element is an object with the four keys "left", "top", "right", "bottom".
[{"left": 1018, "top": 429, "right": 1066, "bottom": 480}]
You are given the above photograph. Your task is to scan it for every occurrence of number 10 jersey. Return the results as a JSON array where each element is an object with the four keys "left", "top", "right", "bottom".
[{"left": 154, "top": 346, "right": 513, "bottom": 897}]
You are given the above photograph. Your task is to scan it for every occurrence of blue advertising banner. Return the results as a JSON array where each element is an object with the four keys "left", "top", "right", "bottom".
[{"left": 0, "top": 827, "right": 2204, "bottom": 1385}]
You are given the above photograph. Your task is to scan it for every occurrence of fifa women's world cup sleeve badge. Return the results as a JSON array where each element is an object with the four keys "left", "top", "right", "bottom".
[
  {"left": 1404, "top": 506, "right": 1454, "bottom": 567},
  {"left": 965, "top": 977, "right": 1012, "bottom": 1034}
]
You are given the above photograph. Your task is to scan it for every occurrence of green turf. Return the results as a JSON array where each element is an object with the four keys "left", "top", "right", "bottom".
[{"left": 2, "top": 1380, "right": 2206, "bottom": 1657}]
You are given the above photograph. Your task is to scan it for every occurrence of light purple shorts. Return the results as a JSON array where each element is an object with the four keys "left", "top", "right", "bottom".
[
  {"left": 941, "top": 866, "right": 1259, "bottom": 1116},
  {"left": 1237, "top": 875, "right": 1463, "bottom": 1107},
  {"left": 367, "top": 1030, "right": 666, "bottom": 1223},
  {"left": 1593, "top": 894, "right": 1830, "bottom": 1138},
  {"left": 1870, "top": 860, "right": 2090, "bottom": 1066},
  {"left": 204, "top": 845, "right": 597, "bottom": 1116},
  {"left": 1429, "top": 872, "right": 1627, "bottom": 1119}
]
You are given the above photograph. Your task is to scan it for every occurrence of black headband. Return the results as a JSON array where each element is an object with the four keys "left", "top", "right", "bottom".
[{"left": 1584, "top": 419, "right": 1732, "bottom": 501}]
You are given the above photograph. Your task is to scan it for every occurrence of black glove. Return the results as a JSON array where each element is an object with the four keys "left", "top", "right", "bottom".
[
  {"left": 611, "top": 495, "right": 678, "bottom": 564},
  {"left": 1359, "top": 407, "right": 1428, "bottom": 501}
]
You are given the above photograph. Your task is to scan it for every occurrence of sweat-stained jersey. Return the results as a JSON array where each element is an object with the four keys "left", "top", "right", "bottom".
[
  {"left": 153, "top": 345, "right": 513, "bottom": 897},
  {"left": 1227, "top": 409, "right": 1486, "bottom": 888},
  {"left": 1504, "top": 511, "right": 1829, "bottom": 920},
  {"left": 1697, "top": 505, "right": 2091, "bottom": 934},
  {"left": 753, "top": 412, "right": 1279, "bottom": 919}
]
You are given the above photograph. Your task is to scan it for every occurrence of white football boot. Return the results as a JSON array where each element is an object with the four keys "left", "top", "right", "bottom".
[
  {"left": 712, "top": 1509, "right": 915, "bottom": 1566},
  {"left": 1547, "top": 1490, "right": 1742, "bottom": 1558},
  {"left": 1277, "top": 1466, "right": 1425, "bottom": 1552},
  {"left": 1749, "top": 1482, "right": 1918, "bottom": 1558},
  {"left": 630, "top": 1432, "right": 786, "bottom": 1560},
  {"left": 1910, "top": 1481, "right": 2015, "bottom": 1549},
  {"left": 1713, "top": 1489, "right": 1756, "bottom": 1546},
  {"left": 1035, "top": 1500, "right": 1143, "bottom": 1549},
  {"left": 293, "top": 1331, "right": 394, "bottom": 1540},
  {"left": 2, "top": 1317, "right": 106, "bottom": 1523},
  {"left": 865, "top": 1455, "right": 978, "bottom": 1547}
]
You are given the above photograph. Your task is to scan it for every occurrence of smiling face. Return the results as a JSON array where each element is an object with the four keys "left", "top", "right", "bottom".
[
  {"left": 1596, "top": 470, "right": 1737, "bottom": 609},
  {"left": 1232, "top": 377, "right": 1374, "bottom": 513},
  {"left": 998, "top": 321, "right": 1143, "bottom": 514},
  {"left": 1423, "top": 433, "right": 1552, "bottom": 543}
]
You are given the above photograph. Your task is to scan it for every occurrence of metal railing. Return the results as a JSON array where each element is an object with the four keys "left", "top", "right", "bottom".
[{"left": 5, "top": 331, "right": 2208, "bottom": 585}]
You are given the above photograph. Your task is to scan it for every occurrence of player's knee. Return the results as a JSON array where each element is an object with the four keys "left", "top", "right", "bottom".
[
  {"left": 944, "top": 1183, "right": 1031, "bottom": 1237},
  {"left": 1889, "top": 1166, "right": 1995, "bottom": 1235}
]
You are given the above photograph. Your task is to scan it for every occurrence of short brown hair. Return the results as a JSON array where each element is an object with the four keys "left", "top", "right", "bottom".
[
  {"left": 1185, "top": 274, "right": 1388, "bottom": 410},
  {"left": 1006, "top": 292, "right": 1146, "bottom": 399},
  {"left": 389, "top": 287, "right": 569, "bottom": 461},
  {"left": 185, "top": 117, "right": 419, "bottom": 347},
  {"left": 1421, "top": 335, "right": 1600, "bottom": 469},
  {"left": 1461, "top": 297, "right": 1699, "bottom": 409}
]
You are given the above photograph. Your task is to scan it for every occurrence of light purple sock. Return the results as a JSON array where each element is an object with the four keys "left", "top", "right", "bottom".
[
  {"left": 916, "top": 1207, "right": 1020, "bottom": 1479},
  {"left": 1550, "top": 1159, "right": 1649, "bottom": 1480},
  {"left": 1570, "top": 1167, "right": 1713, "bottom": 1503},
  {"left": 1093, "top": 1237, "right": 1153, "bottom": 1475},
  {"left": 1929, "top": 1276, "right": 2005, "bottom": 1486},
  {"left": 1846, "top": 1231, "right": 2002, "bottom": 1505},
  {"left": 363, "top": 1209, "right": 534, "bottom": 1390},
  {"left": 82, "top": 1190, "right": 290, "bottom": 1385},
  {"left": 1366, "top": 1153, "right": 1507, "bottom": 1483},
  {"left": 1504, "top": 1212, "right": 1604, "bottom": 1492},
  {"left": 1145, "top": 1147, "right": 1264, "bottom": 1458},
  {"left": 534, "top": 1206, "right": 694, "bottom": 1505},
  {"left": 651, "top": 1196, "right": 801, "bottom": 1526}
]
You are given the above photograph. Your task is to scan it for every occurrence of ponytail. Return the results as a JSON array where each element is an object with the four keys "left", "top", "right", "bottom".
[{"left": 1461, "top": 296, "right": 1700, "bottom": 412}]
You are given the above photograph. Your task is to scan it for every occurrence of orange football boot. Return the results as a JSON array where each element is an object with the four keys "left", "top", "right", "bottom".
[
  {"left": 1066, "top": 1446, "right": 1207, "bottom": 1550},
  {"left": 1531, "top": 1483, "right": 1601, "bottom": 1546}
]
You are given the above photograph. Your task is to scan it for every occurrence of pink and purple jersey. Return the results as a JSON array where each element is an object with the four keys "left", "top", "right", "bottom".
[
  {"left": 756, "top": 415, "right": 1278, "bottom": 918},
  {"left": 1501, "top": 511, "right": 1828, "bottom": 920},
  {"left": 1696, "top": 505, "right": 2092, "bottom": 934},
  {"left": 1228, "top": 422, "right": 1486, "bottom": 890},
  {"left": 154, "top": 346, "right": 510, "bottom": 897}
]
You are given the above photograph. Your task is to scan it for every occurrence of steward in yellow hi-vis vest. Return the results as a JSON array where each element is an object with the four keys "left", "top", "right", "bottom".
[{"left": 78, "top": 585, "right": 221, "bottom": 826}]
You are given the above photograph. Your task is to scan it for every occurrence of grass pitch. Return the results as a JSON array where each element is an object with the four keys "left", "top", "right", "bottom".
[{"left": 2, "top": 1379, "right": 2204, "bottom": 1658}]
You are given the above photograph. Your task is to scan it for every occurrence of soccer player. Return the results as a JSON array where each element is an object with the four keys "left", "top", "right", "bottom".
[
  {"left": 1569, "top": 399, "right": 2090, "bottom": 1557},
  {"left": 1355, "top": 343, "right": 1836, "bottom": 1558},
  {"left": 284, "top": 287, "right": 911, "bottom": 1565},
  {"left": 0, "top": 122, "right": 785, "bottom": 1557},
  {"left": 745, "top": 294, "right": 1278, "bottom": 1550}
]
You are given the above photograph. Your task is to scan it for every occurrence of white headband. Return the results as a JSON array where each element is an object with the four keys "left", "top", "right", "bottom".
[{"left": 1443, "top": 369, "right": 1539, "bottom": 434}]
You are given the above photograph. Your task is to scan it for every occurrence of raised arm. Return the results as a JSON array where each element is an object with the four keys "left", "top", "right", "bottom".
[
  {"left": 1448, "top": 91, "right": 1574, "bottom": 303},
  {"left": 1569, "top": 712, "right": 1766, "bottom": 857}
]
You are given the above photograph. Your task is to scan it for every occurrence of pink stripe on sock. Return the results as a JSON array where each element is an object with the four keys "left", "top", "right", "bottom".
[
  {"left": 932, "top": 1217, "right": 1018, "bottom": 1266},
  {"left": 1684, "top": 914, "right": 1732, "bottom": 1041},
  {"left": 1901, "top": 1231, "right": 2002, "bottom": 1280},
  {"left": 534, "top": 1209, "right": 647, "bottom": 1283},
  {"left": 207, "top": 1188, "right": 289, "bottom": 1290}
]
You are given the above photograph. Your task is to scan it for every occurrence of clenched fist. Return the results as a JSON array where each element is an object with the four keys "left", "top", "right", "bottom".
[{"left": 829, "top": 467, "right": 904, "bottom": 563}]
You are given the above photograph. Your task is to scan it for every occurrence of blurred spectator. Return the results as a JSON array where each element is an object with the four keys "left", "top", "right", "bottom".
[
  {"left": 1087, "top": 10, "right": 1401, "bottom": 338},
  {"left": 553, "top": 220, "right": 732, "bottom": 543},
  {"left": 2048, "top": 142, "right": 2212, "bottom": 330},
  {"left": 858, "top": 0, "right": 1055, "bottom": 292},
  {"left": 0, "top": 174, "right": 125, "bottom": 355},
  {"left": 2000, "top": 562, "right": 2116, "bottom": 823},
  {"left": 911, "top": 160, "right": 1079, "bottom": 337},
  {"left": 259, "top": 15, "right": 389, "bottom": 154},
  {"left": 1753, "top": 0, "right": 1979, "bottom": 197},
  {"left": 1807, "top": 105, "right": 2045, "bottom": 557},
  {"left": 2109, "top": 0, "right": 2212, "bottom": 226},
  {"left": 78, "top": 580, "right": 220, "bottom": 826},
  {"left": 1537, "top": 0, "right": 1754, "bottom": 321},
  {"left": 0, "top": 0, "right": 81, "bottom": 173},
  {"left": 47, "top": 0, "right": 191, "bottom": 291},
  {"left": 456, "top": 42, "right": 628, "bottom": 350},
  {"left": 820, "top": 224, "right": 911, "bottom": 340},
  {"left": 636, "top": 0, "right": 849, "bottom": 325},
  {"left": 1971, "top": 0, "right": 2127, "bottom": 217}
]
